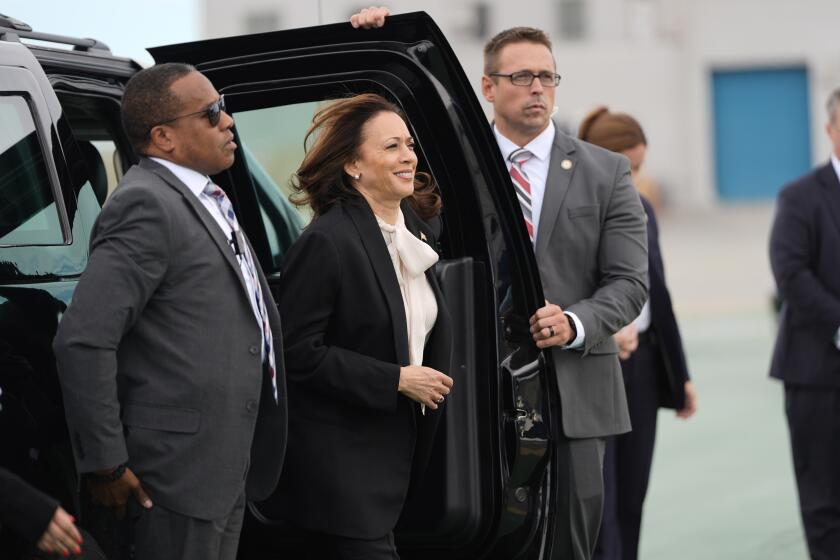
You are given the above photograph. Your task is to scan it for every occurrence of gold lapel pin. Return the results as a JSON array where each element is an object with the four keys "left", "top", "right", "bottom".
[
  {"left": 420, "top": 232, "right": 428, "bottom": 242},
  {"left": 561, "top": 159, "right": 573, "bottom": 170}
]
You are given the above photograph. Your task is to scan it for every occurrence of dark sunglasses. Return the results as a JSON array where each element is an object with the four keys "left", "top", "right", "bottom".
[{"left": 153, "top": 95, "right": 226, "bottom": 129}]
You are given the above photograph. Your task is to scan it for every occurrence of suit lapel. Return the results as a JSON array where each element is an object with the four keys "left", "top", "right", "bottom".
[
  {"left": 816, "top": 162, "right": 840, "bottom": 236},
  {"left": 401, "top": 203, "right": 452, "bottom": 372},
  {"left": 138, "top": 159, "right": 251, "bottom": 300},
  {"left": 535, "top": 129, "right": 578, "bottom": 259},
  {"left": 344, "top": 197, "right": 410, "bottom": 365}
]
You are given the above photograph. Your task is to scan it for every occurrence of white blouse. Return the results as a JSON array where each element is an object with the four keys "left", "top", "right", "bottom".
[{"left": 376, "top": 210, "right": 439, "bottom": 412}]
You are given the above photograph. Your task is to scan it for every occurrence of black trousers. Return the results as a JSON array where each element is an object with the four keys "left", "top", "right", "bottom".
[
  {"left": 785, "top": 385, "right": 840, "bottom": 560},
  {"left": 129, "top": 490, "right": 246, "bottom": 560},
  {"left": 288, "top": 530, "right": 399, "bottom": 560},
  {"left": 593, "top": 341, "right": 660, "bottom": 560}
]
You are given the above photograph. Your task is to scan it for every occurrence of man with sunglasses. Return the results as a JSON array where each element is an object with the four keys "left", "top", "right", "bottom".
[
  {"left": 54, "top": 63, "right": 287, "bottom": 560},
  {"left": 352, "top": 9, "right": 648, "bottom": 560}
]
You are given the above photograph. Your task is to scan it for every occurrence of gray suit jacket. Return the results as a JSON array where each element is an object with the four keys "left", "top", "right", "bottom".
[
  {"left": 54, "top": 158, "right": 287, "bottom": 520},
  {"left": 534, "top": 129, "right": 648, "bottom": 438}
]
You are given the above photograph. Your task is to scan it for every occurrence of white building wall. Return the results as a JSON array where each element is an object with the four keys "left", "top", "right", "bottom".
[
  {"left": 678, "top": 0, "right": 840, "bottom": 206},
  {"left": 202, "top": 0, "right": 840, "bottom": 209}
]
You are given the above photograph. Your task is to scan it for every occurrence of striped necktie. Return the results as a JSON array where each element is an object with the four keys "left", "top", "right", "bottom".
[
  {"left": 203, "top": 182, "right": 278, "bottom": 404},
  {"left": 509, "top": 148, "right": 534, "bottom": 242}
]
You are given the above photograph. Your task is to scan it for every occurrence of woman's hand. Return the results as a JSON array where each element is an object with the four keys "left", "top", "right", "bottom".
[
  {"left": 36, "top": 506, "right": 82, "bottom": 557},
  {"left": 677, "top": 380, "right": 698, "bottom": 419},
  {"left": 614, "top": 323, "right": 639, "bottom": 361},
  {"left": 399, "top": 366, "right": 453, "bottom": 410}
]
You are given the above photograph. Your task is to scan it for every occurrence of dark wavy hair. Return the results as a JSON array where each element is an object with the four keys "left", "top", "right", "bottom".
[
  {"left": 578, "top": 106, "right": 647, "bottom": 152},
  {"left": 290, "top": 93, "right": 442, "bottom": 220}
]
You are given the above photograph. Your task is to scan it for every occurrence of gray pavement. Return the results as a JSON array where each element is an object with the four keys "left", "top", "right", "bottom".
[{"left": 637, "top": 203, "right": 809, "bottom": 559}]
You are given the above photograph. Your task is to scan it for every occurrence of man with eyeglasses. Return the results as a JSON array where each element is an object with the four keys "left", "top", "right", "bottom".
[
  {"left": 352, "top": 9, "right": 648, "bottom": 560},
  {"left": 54, "top": 63, "right": 287, "bottom": 560}
]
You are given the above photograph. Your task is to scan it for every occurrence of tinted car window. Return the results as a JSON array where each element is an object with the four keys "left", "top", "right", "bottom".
[
  {"left": 234, "top": 103, "right": 315, "bottom": 271},
  {"left": 0, "top": 95, "right": 62, "bottom": 246}
]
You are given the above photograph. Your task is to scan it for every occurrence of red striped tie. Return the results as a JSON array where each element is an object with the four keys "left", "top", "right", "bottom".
[{"left": 509, "top": 148, "right": 534, "bottom": 242}]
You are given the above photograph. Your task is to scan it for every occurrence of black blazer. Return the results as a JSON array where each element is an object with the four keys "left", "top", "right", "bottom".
[
  {"left": 0, "top": 467, "right": 57, "bottom": 543},
  {"left": 639, "top": 196, "right": 690, "bottom": 409},
  {"left": 268, "top": 196, "right": 452, "bottom": 539},
  {"left": 769, "top": 162, "right": 840, "bottom": 387}
]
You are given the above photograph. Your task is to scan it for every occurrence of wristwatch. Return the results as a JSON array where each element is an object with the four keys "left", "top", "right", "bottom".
[{"left": 89, "top": 463, "right": 127, "bottom": 484}]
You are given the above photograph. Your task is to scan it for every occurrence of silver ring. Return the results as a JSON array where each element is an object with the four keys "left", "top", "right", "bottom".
[
  {"left": 549, "top": 325, "right": 556, "bottom": 337},
  {"left": 437, "top": 396, "right": 445, "bottom": 404}
]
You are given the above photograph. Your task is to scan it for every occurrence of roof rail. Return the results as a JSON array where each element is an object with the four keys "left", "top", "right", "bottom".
[
  {"left": 0, "top": 13, "right": 111, "bottom": 53},
  {"left": 0, "top": 13, "right": 31, "bottom": 32}
]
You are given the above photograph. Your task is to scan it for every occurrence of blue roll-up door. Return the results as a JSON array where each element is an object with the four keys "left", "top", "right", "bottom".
[{"left": 712, "top": 67, "right": 812, "bottom": 200}]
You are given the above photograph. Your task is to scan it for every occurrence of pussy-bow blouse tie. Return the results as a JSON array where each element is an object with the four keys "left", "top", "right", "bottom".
[{"left": 378, "top": 212, "right": 439, "bottom": 279}]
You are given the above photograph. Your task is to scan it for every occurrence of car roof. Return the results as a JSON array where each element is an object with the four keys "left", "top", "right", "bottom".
[{"left": 0, "top": 13, "right": 141, "bottom": 78}]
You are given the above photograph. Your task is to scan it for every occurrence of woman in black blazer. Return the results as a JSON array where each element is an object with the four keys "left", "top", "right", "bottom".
[
  {"left": 580, "top": 108, "right": 698, "bottom": 560},
  {"left": 0, "top": 383, "right": 85, "bottom": 557},
  {"left": 273, "top": 93, "right": 453, "bottom": 559}
]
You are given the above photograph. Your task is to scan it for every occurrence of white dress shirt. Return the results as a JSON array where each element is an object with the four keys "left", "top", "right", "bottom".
[
  {"left": 494, "top": 121, "right": 555, "bottom": 241},
  {"left": 375, "top": 210, "right": 439, "bottom": 366},
  {"left": 149, "top": 157, "right": 265, "bottom": 343},
  {"left": 376, "top": 210, "right": 440, "bottom": 413},
  {"left": 832, "top": 153, "right": 840, "bottom": 350},
  {"left": 493, "top": 123, "right": 585, "bottom": 349},
  {"left": 633, "top": 301, "right": 652, "bottom": 333}
]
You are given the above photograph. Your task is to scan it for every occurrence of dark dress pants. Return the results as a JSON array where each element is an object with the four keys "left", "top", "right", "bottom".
[
  {"left": 594, "top": 340, "right": 660, "bottom": 560},
  {"left": 287, "top": 529, "right": 399, "bottom": 560},
  {"left": 785, "top": 385, "right": 840, "bottom": 560},
  {"left": 129, "top": 489, "right": 246, "bottom": 560},
  {"left": 550, "top": 432, "right": 607, "bottom": 560}
]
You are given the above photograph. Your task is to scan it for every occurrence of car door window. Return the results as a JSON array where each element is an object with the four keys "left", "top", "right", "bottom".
[
  {"left": 233, "top": 103, "right": 314, "bottom": 271},
  {"left": 0, "top": 95, "right": 63, "bottom": 246},
  {"left": 162, "top": 15, "right": 556, "bottom": 551}
]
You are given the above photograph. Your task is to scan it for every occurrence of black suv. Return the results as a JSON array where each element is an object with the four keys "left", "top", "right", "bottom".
[{"left": 0, "top": 12, "right": 560, "bottom": 559}]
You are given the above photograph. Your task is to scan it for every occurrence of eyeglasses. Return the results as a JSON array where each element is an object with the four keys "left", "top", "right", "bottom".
[
  {"left": 153, "top": 95, "right": 227, "bottom": 129},
  {"left": 489, "top": 71, "right": 562, "bottom": 87}
]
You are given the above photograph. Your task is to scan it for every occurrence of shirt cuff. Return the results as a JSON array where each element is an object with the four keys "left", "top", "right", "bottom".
[
  {"left": 834, "top": 327, "right": 840, "bottom": 350},
  {"left": 562, "top": 312, "right": 585, "bottom": 350}
]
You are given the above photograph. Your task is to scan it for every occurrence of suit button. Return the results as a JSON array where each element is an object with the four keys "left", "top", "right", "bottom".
[
  {"left": 246, "top": 400, "right": 258, "bottom": 413},
  {"left": 249, "top": 345, "right": 259, "bottom": 355}
]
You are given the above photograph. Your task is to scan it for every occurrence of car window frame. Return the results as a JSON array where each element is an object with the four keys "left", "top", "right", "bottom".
[{"left": 0, "top": 71, "right": 71, "bottom": 247}]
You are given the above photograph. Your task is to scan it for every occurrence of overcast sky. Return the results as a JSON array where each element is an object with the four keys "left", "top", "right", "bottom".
[{"left": 3, "top": 0, "right": 199, "bottom": 66}]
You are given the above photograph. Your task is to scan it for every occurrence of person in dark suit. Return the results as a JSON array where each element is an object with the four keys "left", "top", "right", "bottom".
[
  {"left": 0, "top": 467, "right": 85, "bottom": 557},
  {"left": 270, "top": 93, "right": 453, "bottom": 560},
  {"left": 579, "top": 108, "right": 698, "bottom": 560},
  {"left": 53, "top": 63, "right": 287, "bottom": 560},
  {"left": 769, "top": 88, "right": 840, "bottom": 560},
  {"left": 1, "top": 381, "right": 83, "bottom": 557}
]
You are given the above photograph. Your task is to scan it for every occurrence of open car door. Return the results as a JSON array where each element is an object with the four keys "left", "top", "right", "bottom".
[{"left": 149, "top": 12, "right": 560, "bottom": 559}]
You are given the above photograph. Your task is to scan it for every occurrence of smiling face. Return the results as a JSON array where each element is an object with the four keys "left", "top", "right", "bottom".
[
  {"left": 345, "top": 110, "right": 418, "bottom": 208},
  {"left": 482, "top": 41, "right": 556, "bottom": 145},
  {"left": 150, "top": 71, "right": 237, "bottom": 176}
]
